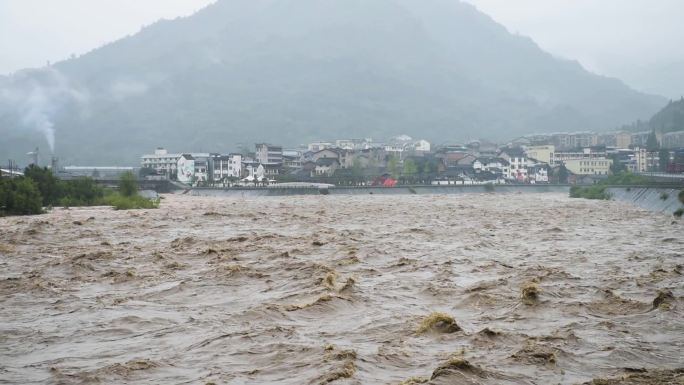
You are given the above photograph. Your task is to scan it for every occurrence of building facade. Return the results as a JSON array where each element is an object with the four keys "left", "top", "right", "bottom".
[
  {"left": 141, "top": 148, "right": 181, "bottom": 176},
  {"left": 564, "top": 158, "right": 612, "bottom": 176},
  {"left": 256, "top": 143, "right": 283, "bottom": 165},
  {"left": 662, "top": 131, "right": 684, "bottom": 149},
  {"left": 524, "top": 145, "right": 555, "bottom": 165}
]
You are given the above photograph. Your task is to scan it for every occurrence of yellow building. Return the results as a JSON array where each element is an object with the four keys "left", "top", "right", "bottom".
[
  {"left": 615, "top": 132, "right": 632, "bottom": 148},
  {"left": 524, "top": 145, "right": 555, "bottom": 165},
  {"left": 564, "top": 158, "right": 612, "bottom": 176}
]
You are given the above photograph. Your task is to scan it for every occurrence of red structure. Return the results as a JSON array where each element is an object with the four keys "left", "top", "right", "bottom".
[{"left": 371, "top": 175, "right": 398, "bottom": 187}]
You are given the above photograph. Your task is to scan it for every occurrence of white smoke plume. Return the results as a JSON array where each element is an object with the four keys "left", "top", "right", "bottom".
[{"left": 0, "top": 67, "right": 87, "bottom": 153}]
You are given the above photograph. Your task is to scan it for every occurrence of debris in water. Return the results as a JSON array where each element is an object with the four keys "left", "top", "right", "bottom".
[
  {"left": 399, "top": 377, "right": 429, "bottom": 384},
  {"left": 164, "top": 261, "right": 185, "bottom": 270},
  {"left": 431, "top": 357, "right": 483, "bottom": 380},
  {"left": 320, "top": 345, "right": 357, "bottom": 383},
  {"left": 478, "top": 327, "right": 501, "bottom": 337},
  {"left": 337, "top": 255, "right": 360, "bottom": 265},
  {"left": 511, "top": 342, "right": 557, "bottom": 365},
  {"left": 323, "top": 271, "right": 338, "bottom": 289},
  {"left": 285, "top": 294, "right": 333, "bottom": 311},
  {"left": 653, "top": 290, "right": 675, "bottom": 310},
  {"left": 581, "top": 368, "right": 684, "bottom": 384},
  {"left": 417, "top": 312, "right": 461, "bottom": 334},
  {"left": 521, "top": 281, "right": 541, "bottom": 304},
  {"left": 321, "top": 361, "right": 356, "bottom": 383},
  {"left": 171, "top": 236, "right": 196, "bottom": 248},
  {"left": 339, "top": 276, "right": 356, "bottom": 293}
]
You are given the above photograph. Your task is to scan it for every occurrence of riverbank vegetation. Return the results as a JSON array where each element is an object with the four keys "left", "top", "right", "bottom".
[
  {"left": 569, "top": 185, "right": 611, "bottom": 200},
  {"left": 1, "top": 168, "right": 158, "bottom": 216}
]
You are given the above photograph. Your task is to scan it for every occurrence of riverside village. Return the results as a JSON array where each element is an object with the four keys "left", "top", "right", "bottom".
[{"left": 7, "top": 129, "right": 680, "bottom": 188}]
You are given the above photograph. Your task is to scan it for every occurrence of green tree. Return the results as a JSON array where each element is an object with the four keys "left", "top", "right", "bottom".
[
  {"left": 608, "top": 154, "right": 626, "bottom": 174},
  {"left": 386, "top": 156, "right": 400, "bottom": 178},
  {"left": 61, "top": 178, "right": 104, "bottom": 205},
  {"left": 23, "top": 165, "right": 61, "bottom": 206},
  {"left": 422, "top": 162, "right": 432, "bottom": 175},
  {"left": 402, "top": 159, "right": 418, "bottom": 176},
  {"left": 351, "top": 157, "right": 364, "bottom": 177},
  {"left": 118, "top": 172, "right": 138, "bottom": 197},
  {"left": 658, "top": 149, "right": 670, "bottom": 172},
  {"left": 646, "top": 129, "right": 659, "bottom": 151},
  {"left": 557, "top": 163, "right": 569, "bottom": 184},
  {"left": 0, "top": 178, "right": 43, "bottom": 216}
]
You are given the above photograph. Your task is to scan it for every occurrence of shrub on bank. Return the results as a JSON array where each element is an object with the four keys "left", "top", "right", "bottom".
[
  {"left": 60, "top": 178, "right": 105, "bottom": 206},
  {"left": 0, "top": 177, "right": 43, "bottom": 216},
  {"left": 102, "top": 193, "right": 159, "bottom": 210},
  {"left": 569, "top": 172, "right": 653, "bottom": 201},
  {"left": 569, "top": 185, "right": 611, "bottom": 200},
  {"left": 1, "top": 167, "right": 159, "bottom": 216}
]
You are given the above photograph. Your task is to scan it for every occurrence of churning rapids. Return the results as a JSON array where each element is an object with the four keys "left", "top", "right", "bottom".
[{"left": 1, "top": 193, "right": 682, "bottom": 385}]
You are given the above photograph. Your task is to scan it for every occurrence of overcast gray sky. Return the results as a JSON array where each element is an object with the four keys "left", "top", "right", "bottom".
[
  {"left": 0, "top": 0, "right": 215, "bottom": 74},
  {"left": 2, "top": 0, "right": 683, "bottom": 96},
  {"left": 463, "top": 0, "right": 684, "bottom": 72}
]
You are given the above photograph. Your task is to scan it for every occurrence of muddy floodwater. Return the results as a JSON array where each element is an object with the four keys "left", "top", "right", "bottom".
[{"left": 1, "top": 193, "right": 682, "bottom": 385}]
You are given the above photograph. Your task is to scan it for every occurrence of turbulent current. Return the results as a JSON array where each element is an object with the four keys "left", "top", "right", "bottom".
[{"left": 1, "top": 193, "right": 682, "bottom": 385}]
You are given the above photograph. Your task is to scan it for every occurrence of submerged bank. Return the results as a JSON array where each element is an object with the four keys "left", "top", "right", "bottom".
[{"left": 607, "top": 187, "right": 684, "bottom": 215}]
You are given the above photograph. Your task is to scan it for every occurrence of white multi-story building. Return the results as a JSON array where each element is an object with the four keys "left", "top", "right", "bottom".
[
  {"left": 414, "top": 139, "right": 431, "bottom": 153},
  {"left": 335, "top": 139, "right": 373, "bottom": 151},
  {"left": 308, "top": 141, "right": 334, "bottom": 152},
  {"left": 212, "top": 153, "right": 242, "bottom": 180},
  {"left": 527, "top": 163, "right": 549, "bottom": 183},
  {"left": 256, "top": 143, "right": 283, "bottom": 165},
  {"left": 141, "top": 148, "right": 181, "bottom": 175},
  {"left": 499, "top": 148, "right": 527, "bottom": 181},
  {"left": 473, "top": 157, "right": 510, "bottom": 177}
]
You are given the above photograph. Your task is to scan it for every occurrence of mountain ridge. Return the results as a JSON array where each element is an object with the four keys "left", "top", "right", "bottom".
[{"left": 0, "top": 0, "right": 666, "bottom": 164}]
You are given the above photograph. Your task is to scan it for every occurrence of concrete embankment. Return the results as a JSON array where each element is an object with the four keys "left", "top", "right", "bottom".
[
  {"left": 190, "top": 184, "right": 572, "bottom": 197},
  {"left": 607, "top": 187, "right": 684, "bottom": 215}
]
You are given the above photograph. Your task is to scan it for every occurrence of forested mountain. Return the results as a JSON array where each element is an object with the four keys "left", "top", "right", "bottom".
[
  {"left": 650, "top": 98, "right": 684, "bottom": 133},
  {"left": 0, "top": 0, "right": 665, "bottom": 164}
]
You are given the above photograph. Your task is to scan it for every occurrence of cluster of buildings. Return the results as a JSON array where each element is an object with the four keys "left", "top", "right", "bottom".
[
  {"left": 140, "top": 137, "right": 432, "bottom": 185},
  {"left": 140, "top": 129, "right": 684, "bottom": 186},
  {"left": 514, "top": 129, "right": 684, "bottom": 174},
  {"left": 517, "top": 129, "right": 684, "bottom": 151}
]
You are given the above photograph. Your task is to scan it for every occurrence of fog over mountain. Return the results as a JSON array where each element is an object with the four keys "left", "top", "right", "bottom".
[{"left": 0, "top": 0, "right": 666, "bottom": 165}]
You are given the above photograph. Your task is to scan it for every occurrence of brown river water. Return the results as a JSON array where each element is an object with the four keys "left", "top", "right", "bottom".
[{"left": 1, "top": 193, "right": 682, "bottom": 385}]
